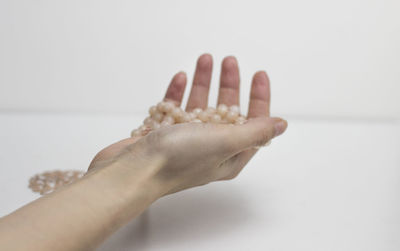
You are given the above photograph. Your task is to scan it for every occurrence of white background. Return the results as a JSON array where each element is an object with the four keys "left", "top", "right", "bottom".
[
  {"left": 1, "top": 0, "right": 399, "bottom": 119},
  {"left": 0, "top": 0, "right": 399, "bottom": 250}
]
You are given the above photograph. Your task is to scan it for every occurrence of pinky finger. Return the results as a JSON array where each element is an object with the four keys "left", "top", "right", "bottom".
[{"left": 163, "top": 71, "right": 187, "bottom": 106}]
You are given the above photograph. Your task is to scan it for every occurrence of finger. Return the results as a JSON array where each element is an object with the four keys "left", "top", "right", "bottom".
[
  {"left": 218, "top": 117, "right": 287, "bottom": 155},
  {"left": 247, "top": 71, "right": 271, "bottom": 118},
  {"left": 164, "top": 71, "right": 187, "bottom": 106},
  {"left": 214, "top": 117, "right": 287, "bottom": 179},
  {"left": 185, "top": 53, "right": 213, "bottom": 111},
  {"left": 217, "top": 56, "right": 240, "bottom": 106},
  {"left": 224, "top": 71, "right": 271, "bottom": 178}
]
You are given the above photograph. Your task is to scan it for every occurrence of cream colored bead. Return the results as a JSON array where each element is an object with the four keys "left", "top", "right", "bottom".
[
  {"left": 143, "top": 117, "right": 153, "bottom": 126},
  {"left": 160, "top": 121, "right": 172, "bottom": 127},
  {"left": 171, "top": 107, "right": 183, "bottom": 120},
  {"left": 181, "top": 113, "right": 192, "bottom": 122},
  {"left": 192, "top": 119, "right": 202, "bottom": 123},
  {"left": 229, "top": 105, "right": 240, "bottom": 114},
  {"left": 152, "top": 112, "right": 163, "bottom": 122},
  {"left": 206, "top": 107, "right": 216, "bottom": 114},
  {"left": 210, "top": 114, "right": 222, "bottom": 123},
  {"left": 192, "top": 108, "right": 203, "bottom": 115},
  {"left": 150, "top": 121, "right": 160, "bottom": 130},
  {"left": 225, "top": 110, "right": 239, "bottom": 122},
  {"left": 149, "top": 106, "right": 157, "bottom": 116},
  {"left": 217, "top": 104, "right": 228, "bottom": 117},
  {"left": 198, "top": 111, "right": 209, "bottom": 122},
  {"left": 235, "top": 116, "right": 246, "bottom": 125},
  {"left": 164, "top": 101, "right": 175, "bottom": 113},
  {"left": 131, "top": 129, "right": 141, "bottom": 137},
  {"left": 188, "top": 112, "right": 197, "bottom": 121},
  {"left": 137, "top": 125, "right": 149, "bottom": 136},
  {"left": 163, "top": 115, "right": 175, "bottom": 124},
  {"left": 157, "top": 101, "right": 168, "bottom": 113}
]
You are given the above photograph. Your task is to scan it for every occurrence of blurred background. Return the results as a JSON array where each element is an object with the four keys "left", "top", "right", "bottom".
[{"left": 0, "top": 0, "right": 399, "bottom": 250}]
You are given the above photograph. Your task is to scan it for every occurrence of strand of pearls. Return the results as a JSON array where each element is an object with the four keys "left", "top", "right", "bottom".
[
  {"left": 29, "top": 170, "right": 84, "bottom": 195},
  {"left": 29, "top": 101, "right": 269, "bottom": 195},
  {"left": 131, "top": 101, "right": 247, "bottom": 137}
]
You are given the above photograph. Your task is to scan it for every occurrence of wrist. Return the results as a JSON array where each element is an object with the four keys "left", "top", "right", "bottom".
[
  {"left": 0, "top": 154, "right": 171, "bottom": 251},
  {"left": 89, "top": 152, "right": 169, "bottom": 203}
]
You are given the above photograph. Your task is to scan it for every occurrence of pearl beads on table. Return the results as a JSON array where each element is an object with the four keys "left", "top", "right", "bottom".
[
  {"left": 29, "top": 171, "right": 84, "bottom": 195},
  {"left": 131, "top": 101, "right": 248, "bottom": 137}
]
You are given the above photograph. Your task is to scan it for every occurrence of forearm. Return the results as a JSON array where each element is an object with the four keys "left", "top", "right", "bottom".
[{"left": 0, "top": 156, "right": 167, "bottom": 251}]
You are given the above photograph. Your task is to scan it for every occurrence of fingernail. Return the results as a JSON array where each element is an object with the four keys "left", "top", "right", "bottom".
[{"left": 274, "top": 120, "right": 287, "bottom": 137}]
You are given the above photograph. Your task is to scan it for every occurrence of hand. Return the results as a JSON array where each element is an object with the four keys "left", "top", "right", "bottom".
[
  {"left": 88, "top": 54, "right": 287, "bottom": 195},
  {"left": 0, "top": 54, "right": 287, "bottom": 251}
]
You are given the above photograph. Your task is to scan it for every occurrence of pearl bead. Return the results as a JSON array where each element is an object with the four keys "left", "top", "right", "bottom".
[
  {"left": 210, "top": 114, "right": 221, "bottom": 123},
  {"left": 235, "top": 116, "right": 246, "bottom": 125},
  {"left": 131, "top": 129, "right": 141, "bottom": 137},
  {"left": 138, "top": 125, "right": 150, "bottom": 136},
  {"left": 150, "top": 121, "right": 160, "bottom": 130},
  {"left": 164, "top": 102, "right": 175, "bottom": 113},
  {"left": 171, "top": 107, "right": 183, "bottom": 120},
  {"left": 225, "top": 110, "right": 238, "bottom": 122},
  {"left": 230, "top": 105, "right": 240, "bottom": 114},
  {"left": 160, "top": 121, "right": 172, "bottom": 127},
  {"left": 192, "top": 108, "right": 203, "bottom": 115},
  {"left": 198, "top": 111, "right": 209, "bottom": 122},
  {"left": 192, "top": 119, "right": 202, "bottom": 123},
  {"left": 217, "top": 104, "right": 228, "bottom": 117},
  {"left": 157, "top": 101, "right": 168, "bottom": 113},
  {"left": 188, "top": 112, "right": 197, "bottom": 121},
  {"left": 152, "top": 112, "right": 163, "bottom": 122},
  {"left": 163, "top": 115, "right": 175, "bottom": 124},
  {"left": 181, "top": 113, "right": 192, "bottom": 122},
  {"left": 149, "top": 106, "right": 157, "bottom": 116},
  {"left": 143, "top": 117, "right": 153, "bottom": 126},
  {"left": 206, "top": 107, "right": 216, "bottom": 114}
]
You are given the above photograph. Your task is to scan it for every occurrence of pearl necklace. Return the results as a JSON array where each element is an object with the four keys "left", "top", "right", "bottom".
[
  {"left": 28, "top": 102, "right": 264, "bottom": 195},
  {"left": 131, "top": 101, "right": 247, "bottom": 137}
]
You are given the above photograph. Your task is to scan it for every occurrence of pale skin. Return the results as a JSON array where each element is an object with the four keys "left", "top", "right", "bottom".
[{"left": 0, "top": 54, "right": 288, "bottom": 250}]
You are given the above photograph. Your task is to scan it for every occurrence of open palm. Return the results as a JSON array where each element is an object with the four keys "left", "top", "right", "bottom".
[{"left": 88, "top": 54, "right": 272, "bottom": 181}]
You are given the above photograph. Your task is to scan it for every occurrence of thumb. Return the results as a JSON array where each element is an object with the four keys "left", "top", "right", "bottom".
[{"left": 226, "top": 117, "right": 288, "bottom": 152}]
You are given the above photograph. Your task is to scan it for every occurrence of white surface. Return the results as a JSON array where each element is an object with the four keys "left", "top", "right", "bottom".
[
  {"left": 1, "top": 1, "right": 399, "bottom": 248},
  {"left": 1, "top": 0, "right": 400, "bottom": 118},
  {"left": 0, "top": 113, "right": 399, "bottom": 250}
]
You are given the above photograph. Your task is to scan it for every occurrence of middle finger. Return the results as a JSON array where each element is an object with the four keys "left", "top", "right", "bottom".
[
  {"left": 217, "top": 56, "right": 240, "bottom": 107},
  {"left": 185, "top": 53, "right": 213, "bottom": 111}
]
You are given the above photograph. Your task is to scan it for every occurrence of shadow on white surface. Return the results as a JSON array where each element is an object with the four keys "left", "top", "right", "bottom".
[{"left": 98, "top": 186, "right": 253, "bottom": 251}]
